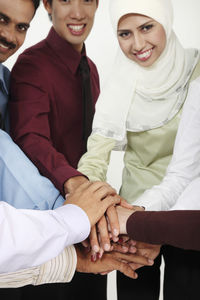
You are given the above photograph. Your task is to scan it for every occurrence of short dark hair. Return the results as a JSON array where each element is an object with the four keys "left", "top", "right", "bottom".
[
  {"left": 32, "top": 0, "right": 41, "bottom": 12},
  {"left": 46, "top": 0, "right": 98, "bottom": 5}
]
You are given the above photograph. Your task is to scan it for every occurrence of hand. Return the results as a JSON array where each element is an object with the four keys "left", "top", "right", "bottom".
[
  {"left": 76, "top": 245, "right": 154, "bottom": 279},
  {"left": 64, "top": 181, "right": 120, "bottom": 227},
  {"left": 89, "top": 198, "right": 138, "bottom": 256},
  {"left": 89, "top": 204, "right": 120, "bottom": 259},
  {"left": 64, "top": 176, "right": 88, "bottom": 194},
  {"left": 133, "top": 241, "right": 161, "bottom": 261}
]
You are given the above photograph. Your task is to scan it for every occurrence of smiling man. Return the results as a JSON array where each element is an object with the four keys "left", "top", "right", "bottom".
[{"left": 8, "top": 0, "right": 109, "bottom": 299}]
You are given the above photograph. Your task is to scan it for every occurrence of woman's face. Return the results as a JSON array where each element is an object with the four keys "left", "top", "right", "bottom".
[{"left": 117, "top": 14, "right": 166, "bottom": 67}]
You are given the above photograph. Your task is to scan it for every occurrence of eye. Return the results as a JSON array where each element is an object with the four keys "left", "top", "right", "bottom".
[
  {"left": 141, "top": 24, "right": 153, "bottom": 32},
  {"left": 118, "top": 31, "right": 131, "bottom": 39},
  {"left": 0, "top": 16, "right": 8, "bottom": 24},
  {"left": 17, "top": 24, "right": 29, "bottom": 33}
]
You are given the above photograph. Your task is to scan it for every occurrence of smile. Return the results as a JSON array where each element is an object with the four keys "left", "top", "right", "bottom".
[
  {"left": 135, "top": 48, "right": 153, "bottom": 61},
  {"left": 0, "top": 42, "right": 10, "bottom": 54},
  {"left": 67, "top": 24, "right": 86, "bottom": 36},
  {"left": 0, "top": 43, "right": 9, "bottom": 49}
]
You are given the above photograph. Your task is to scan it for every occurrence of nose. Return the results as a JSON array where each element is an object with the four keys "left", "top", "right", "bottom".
[
  {"left": 0, "top": 25, "right": 16, "bottom": 44},
  {"left": 132, "top": 32, "right": 145, "bottom": 52},
  {"left": 69, "top": 2, "right": 85, "bottom": 21}
]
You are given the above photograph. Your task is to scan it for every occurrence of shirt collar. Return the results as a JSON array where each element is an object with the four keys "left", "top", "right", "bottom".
[
  {"left": 45, "top": 27, "right": 87, "bottom": 75},
  {"left": 0, "top": 63, "right": 9, "bottom": 95}
]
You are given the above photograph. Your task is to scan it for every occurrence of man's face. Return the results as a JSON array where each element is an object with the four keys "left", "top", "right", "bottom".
[
  {"left": 0, "top": 0, "right": 35, "bottom": 63},
  {"left": 43, "top": 0, "right": 98, "bottom": 53}
]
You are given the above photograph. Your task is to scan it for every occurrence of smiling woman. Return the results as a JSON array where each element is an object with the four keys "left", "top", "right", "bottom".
[{"left": 77, "top": 0, "right": 200, "bottom": 299}]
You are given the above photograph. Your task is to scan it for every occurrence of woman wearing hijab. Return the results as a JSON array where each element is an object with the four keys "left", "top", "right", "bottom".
[{"left": 78, "top": 0, "right": 200, "bottom": 299}]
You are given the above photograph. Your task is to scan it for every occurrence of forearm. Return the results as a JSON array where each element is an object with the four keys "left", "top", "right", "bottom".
[
  {"left": 0, "top": 130, "right": 64, "bottom": 210},
  {"left": 78, "top": 134, "right": 116, "bottom": 181},
  {"left": 127, "top": 210, "right": 200, "bottom": 251},
  {"left": 0, "top": 202, "right": 90, "bottom": 273},
  {"left": 0, "top": 246, "right": 77, "bottom": 288},
  {"left": 13, "top": 131, "right": 82, "bottom": 195}
]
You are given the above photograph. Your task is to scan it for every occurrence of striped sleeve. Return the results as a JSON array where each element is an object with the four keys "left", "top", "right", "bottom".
[{"left": 0, "top": 245, "right": 77, "bottom": 288}]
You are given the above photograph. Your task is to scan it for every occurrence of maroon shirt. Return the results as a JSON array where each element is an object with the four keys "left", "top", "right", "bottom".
[
  {"left": 9, "top": 27, "right": 100, "bottom": 194},
  {"left": 127, "top": 210, "right": 200, "bottom": 251}
]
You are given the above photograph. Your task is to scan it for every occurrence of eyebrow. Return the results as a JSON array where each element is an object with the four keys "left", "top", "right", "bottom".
[
  {"left": 138, "top": 20, "right": 154, "bottom": 29},
  {"left": 0, "top": 11, "right": 30, "bottom": 29},
  {"left": 118, "top": 20, "right": 154, "bottom": 33}
]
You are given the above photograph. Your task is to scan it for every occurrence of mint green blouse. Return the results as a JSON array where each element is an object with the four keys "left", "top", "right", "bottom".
[
  {"left": 78, "top": 60, "right": 200, "bottom": 204},
  {"left": 78, "top": 110, "right": 181, "bottom": 204}
]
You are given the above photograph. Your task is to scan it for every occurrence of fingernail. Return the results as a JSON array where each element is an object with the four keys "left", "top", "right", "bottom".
[
  {"left": 91, "top": 254, "right": 96, "bottom": 262},
  {"left": 122, "top": 246, "right": 128, "bottom": 252},
  {"left": 129, "top": 246, "right": 136, "bottom": 253},
  {"left": 99, "top": 248, "right": 104, "bottom": 259},
  {"left": 118, "top": 237, "right": 123, "bottom": 244},
  {"left": 93, "top": 245, "right": 99, "bottom": 253},
  {"left": 148, "top": 259, "right": 154, "bottom": 265},
  {"left": 97, "top": 253, "right": 101, "bottom": 260},
  {"left": 113, "top": 229, "right": 119, "bottom": 236},
  {"left": 112, "top": 236, "right": 119, "bottom": 242},
  {"left": 104, "top": 244, "right": 110, "bottom": 251}
]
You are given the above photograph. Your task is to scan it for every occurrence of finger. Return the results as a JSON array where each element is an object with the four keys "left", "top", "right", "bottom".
[
  {"left": 106, "top": 205, "right": 119, "bottom": 241},
  {"left": 90, "top": 226, "right": 100, "bottom": 254},
  {"left": 101, "top": 195, "right": 120, "bottom": 210},
  {"left": 82, "top": 239, "right": 90, "bottom": 248},
  {"left": 115, "top": 260, "right": 138, "bottom": 279},
  {"left": 99, "top": 272, "right": 110, "bottom": 275},
  {"left": 111, "top": 243, "right": 129, "bottom": 253},
  {"left": 94, "top": 186, "right": 117, "bottom": 200},
  {"left": 88, "top": 181, "right": 116, "bottom": 195},
  {"left": 128, "top": 263, "right": 144, "bottom": 271},
  {"left": 120, "top": 197, "right": 134, "bottom": 209},
  {"left": 136, "top": 246, "right": 161, "bottom": 260},
  {"left": 98, "top": 216, "right": 111, "bottom": 251},
  {"left": 112, "top": 251, "right": 154, "bottom": 266},
  {"left": 128, "top": 245, "right": 137, "bottom": 253},
  {"left": 92, "top": 195, "right": 120, "bottom": 228}
]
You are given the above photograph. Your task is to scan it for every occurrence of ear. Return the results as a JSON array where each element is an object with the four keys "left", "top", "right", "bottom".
[{"left": 43, "top": 0, "right": 52, "bottom": 14}]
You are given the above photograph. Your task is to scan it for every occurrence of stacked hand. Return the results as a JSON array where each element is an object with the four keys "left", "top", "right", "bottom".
[{"left": 64, "top": 178, "right": 161, "bottom": 279}]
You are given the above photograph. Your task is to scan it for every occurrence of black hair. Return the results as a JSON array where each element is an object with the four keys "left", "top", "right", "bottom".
[{"left": 32, "top": 0, "right": 41, "bottom": 12}]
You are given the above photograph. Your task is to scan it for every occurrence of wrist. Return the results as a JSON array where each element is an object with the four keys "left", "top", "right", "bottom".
[{"left": 64, "top": 176, "right": 88, "bottom": 194}]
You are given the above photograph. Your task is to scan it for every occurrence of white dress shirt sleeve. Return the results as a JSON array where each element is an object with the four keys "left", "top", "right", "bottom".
[
  {"left": 134, "top": 77, "right": 200, "bottom": 211},
  {"left": 0, "top": 201, "right": 90, "bottom": 273}
]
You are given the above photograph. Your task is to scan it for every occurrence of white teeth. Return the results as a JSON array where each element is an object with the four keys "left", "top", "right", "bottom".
[
  {"left": 0, "top": 43, "right": 9, "bottom": 49},
  {"left": 68, "top": 25, "right": 84, "bottom": 32},
  {"left": 136, "top": 49, "right": 152, "bottom": 59}
]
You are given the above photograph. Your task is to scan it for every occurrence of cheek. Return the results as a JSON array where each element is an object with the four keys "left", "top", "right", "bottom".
[
  {"left": 52, "top": 7, "right": 66, "bottom": 24},
  {"left": 16, "top": 34, "right": 26, "bottom": 49},
  {"left": 156, "top": 30, "right": 166, "bottom": 53},
  {"left": 118, "top": 40, "right": 131, "bottom": 57}
]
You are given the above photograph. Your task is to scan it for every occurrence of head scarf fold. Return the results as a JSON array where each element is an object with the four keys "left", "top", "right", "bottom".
[{"left": 92, "top": 0, "right": 199, "bottom": 143}]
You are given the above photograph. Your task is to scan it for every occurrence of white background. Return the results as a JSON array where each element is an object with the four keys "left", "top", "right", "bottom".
[{"left": 5, "top": 0, "right": 200, "bottom": 299}]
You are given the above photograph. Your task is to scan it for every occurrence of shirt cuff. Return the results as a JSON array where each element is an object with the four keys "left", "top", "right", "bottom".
[
  {"left": 55, "top": 204, "right": 90, "bottom": 245},
  {"left": 36, "top": 245, "right": 77, "bottom": 285},
  {"left": 132, "top": 190, "right": 162, "bottom": 211}
]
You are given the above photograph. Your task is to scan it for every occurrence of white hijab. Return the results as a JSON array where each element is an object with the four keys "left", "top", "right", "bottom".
[{"left": 92, "top": 0, "right": 199, "bottom": 143}]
